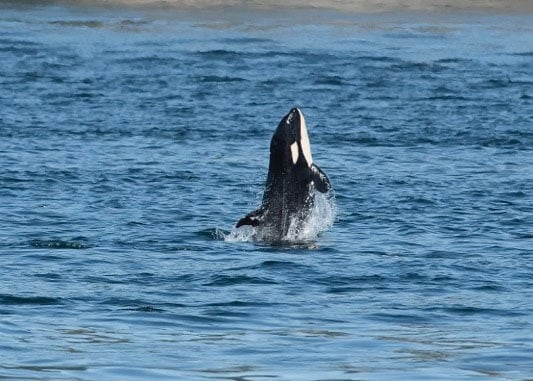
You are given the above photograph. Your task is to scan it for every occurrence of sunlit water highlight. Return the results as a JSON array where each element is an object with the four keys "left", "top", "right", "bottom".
[{"left": 0, "top": 3, "right": 532, "bottom": 381}]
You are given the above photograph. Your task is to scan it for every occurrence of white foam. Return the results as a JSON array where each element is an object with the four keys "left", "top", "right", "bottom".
[
  {"left": 285, "top": 190, "right": 336, "bottom": 242},
  {"left": 224, "top": 224, "right": 256, "bottom": 243},
  {"left": 225, "top": 190, "right": 336, "bottom": 244}
]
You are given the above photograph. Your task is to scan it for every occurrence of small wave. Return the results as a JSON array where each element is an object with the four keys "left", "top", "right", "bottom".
[
  {"left": 314, "top": 75, "right": 347, "bottom": 86},
  {"left": 356, "top": 55, "right": 400, "bottom": 63},
  {"left": 215, "top": 37, "right": 273, "bottom": 45},
  {"left": 205, "top": 274, "right": 277, "bottom": 286},
  {"left": 258, "top": 260, "right": 306, "bottom": 269},
  {"left": 29, "top": 239, "right": 90, "bottom": 250},
  {"left": 442, "top": 306, "right": 524, "bottom": 317},
  {"left": 110, "top": 55, "right": 181, "bottom": 66},
  {"left": 508, "top": 51, "right": 533, "bottom": 57},
  {"left": 131, "top": 306, "right": 165, "bottom": 312},
  {"left": 203, "top": 300, "right": 259, "bottom": 307},
  {"left": 195, "top": 49, "right": 243, "bottom": 60},
  {"left": 0, "top": 45, "right": 40, "bottom": 56},
  {"left": 197, "top": 228, "right": 228, "bottom": 240},
  {"left": 49, "top": 20, "right": 105, "bottom": 28},
  {"left": 0, "top": 294, "right": 62, "bottom": 306},
  {"left": 197, "top": 75, "right": 247, "bottom": 83}
]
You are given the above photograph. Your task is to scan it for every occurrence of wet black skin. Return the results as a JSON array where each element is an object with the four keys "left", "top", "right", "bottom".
[{"left": 236, "top": 108, "right": 331, "bottom": 241}]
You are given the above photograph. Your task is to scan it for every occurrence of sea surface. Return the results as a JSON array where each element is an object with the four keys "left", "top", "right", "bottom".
[{"left": 1, "top": 2, "right": 532, "bottom": 380}]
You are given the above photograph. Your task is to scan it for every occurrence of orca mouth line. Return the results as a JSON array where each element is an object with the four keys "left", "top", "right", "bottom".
[{"left": 232, "top": 108, "right": 334, "bottom": 243}]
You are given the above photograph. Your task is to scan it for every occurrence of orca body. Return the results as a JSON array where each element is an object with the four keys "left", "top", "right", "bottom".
[{"left": 236, "top": 108, "right": 331, "bottom": 241}]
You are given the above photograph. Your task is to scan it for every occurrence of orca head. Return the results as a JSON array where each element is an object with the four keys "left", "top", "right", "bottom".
[{"left": 270, "top": 108, "right": 313, "bottom": 169}]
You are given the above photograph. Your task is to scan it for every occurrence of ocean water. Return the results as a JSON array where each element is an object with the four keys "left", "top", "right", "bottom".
[{"left": 1, "top": 2, "right": 532, "bottom": 380}]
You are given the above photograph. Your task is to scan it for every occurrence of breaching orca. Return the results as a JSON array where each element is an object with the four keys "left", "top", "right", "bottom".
[{"left": 236, "top": 108, "right": 331, "bottom": 241}]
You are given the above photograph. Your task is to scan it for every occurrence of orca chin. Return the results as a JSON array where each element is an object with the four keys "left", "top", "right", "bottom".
[{"left": 235, "top": 108, "right": 332, "bottom": 242}]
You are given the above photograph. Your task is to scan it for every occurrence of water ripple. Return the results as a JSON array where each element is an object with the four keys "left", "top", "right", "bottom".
[{"left": 0, "top": 5, "right": 532, "bottom": 381}]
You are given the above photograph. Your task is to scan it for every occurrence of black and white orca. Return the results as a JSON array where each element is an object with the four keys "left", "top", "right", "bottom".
[{"left": 236, "top": 108, "right": 331, "bottom": 241}]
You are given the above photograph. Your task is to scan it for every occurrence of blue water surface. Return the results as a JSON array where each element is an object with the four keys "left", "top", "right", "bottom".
[{"left": 1, "top": 3, "right": 532, "bottom": 380}]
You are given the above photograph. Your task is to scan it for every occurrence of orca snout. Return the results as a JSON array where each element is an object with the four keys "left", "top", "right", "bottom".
[
  {"left": 283, "top": 108, "right": 303, "bottom": 136},
  {"left": 289, "top": 107, "right": 300, "bottom": 116},
  {"left": 286, "top": 107, "right": 301, "bottom": 124}
]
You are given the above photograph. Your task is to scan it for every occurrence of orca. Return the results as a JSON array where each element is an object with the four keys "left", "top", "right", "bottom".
[{"left": 236, "top": 108, "right": 331, "bottom": 241}]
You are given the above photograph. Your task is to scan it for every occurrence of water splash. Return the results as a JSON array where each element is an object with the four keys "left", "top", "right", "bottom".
[
  {"left": 286, "top": 191, "right": 336, "bottom": 242},
  {"left": 225, "top": 191, "right": 336, "bottom": 244},
  {"left": 224, "top": 224, "right": 256, "bottom": 243}
]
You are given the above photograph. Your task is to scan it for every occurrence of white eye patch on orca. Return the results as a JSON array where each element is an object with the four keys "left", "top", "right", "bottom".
[{"left": 290, "top": 142, "right": 299, "bottom": 164}]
